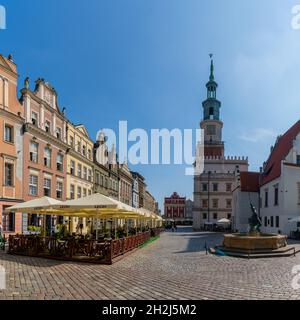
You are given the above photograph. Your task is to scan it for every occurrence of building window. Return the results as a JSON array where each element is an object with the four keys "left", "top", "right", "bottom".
[
  {"left": 77, "top": 164, "right": 82, "bottom": 178},
  {"left": 202, "top": 199, "right": 208, "bottom": 208},
  {"left": 83, "top": 188, "right": 87, "bottom": 198},
  {"left": 30, "top": 141, "right": 38, "bottom": 163},
  {"left": 213, "top": 213, "right": 218, "bottom": 220},
  {"left": 226, "top": 199, "right": 232, "bottom": 208},
  {"left": 202, "top": 183, "right": 207, "bottom": 192},
  {"left": 4, "top": 163, "right": 14, "bottom": 186},
  {"left": 264, "top": 189, "right": 268, "bottom": 207},
  {"left": 70, "top": 184, "right": 75, "bottom": 199},
  {"left": 212, "top": 199, "right": 218, "bottom": 208},
  {"left": 44, "top": 147, "right": 51, "bottom": 168},
  {"left": 227, "top": 213, "right": 231, "bottom": 219},
  {"left": 56, "top": 127, "right": 62, "bottom": 140},
  {"left": 88, "top": 149, "right": 92, "bottom": 160},
  {"left": 70, "top": 160, "right": 75, "bottom": 175},
  {"left": 29, "top": 175, "right": 38, "bottom": 196},
  {"left": 88, "top": 169, "right": 92, "bottom": 182},
  {"left": 69, "top": 136, "right": 74, "bottom": 148},
  {"left": 56, "top": 153, "right": 63, "bottom": 171},
  {"left": 45, "top": 121, "right": 51, "bottom": 133},
  {"left": 96, "top": 172, "right": 100, "bottom": 185},
  {"left": 77, "top": 141, "right": 81, "bottom": 153},
  {"left": 83, "top": 167, "right": 87, "bottom": 180},
  {"left": 270, "top": 216, "right": 274, "bottom": 227},
  {"left": 2, "top": 208, "right": 15, "bottom": 232},
  {"left": 31, "top": 112, "right": 38, "bottom": 126},
  {"left": 264, "top": 216, "right": 267, "bottom": 227},
  {"left": 276, "top": 216, "right": 279, "bottom": 228},
  {"left": 203, "top": 213, "right": 207, "bottom": 219},
  {"left": 82, "top": 145, "right": 86, "bottom": 156},
  {"left": 297, "top": 155, "right": 300, "bottom": 165},
  {"left": 226, "top": 183, "right": 232, "bottom": 192},
  {"left": 213, "top": 183, "right": 218, "bottom": 192},
  {"left": 274, "top": 184, "right": 279, "bottom": 206},
  {"left": 4, "top": 124, "right": 14, "bottom": 143},
  {"left": 88, "top": 189, "right": 92, "bottom": 196},
  {"left": 77, "top": 186, "right": 82, "bottom": 199},
  {"left": 56, "top": 181, "right": 63, "bottom": 199},
  {"left": 44, "top": 178, "right": 51, "bottom": 197}
]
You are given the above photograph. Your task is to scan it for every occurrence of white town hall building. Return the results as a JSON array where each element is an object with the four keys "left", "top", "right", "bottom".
[{"left": 193, "top": 58, "right": 248, "bottom": 230}]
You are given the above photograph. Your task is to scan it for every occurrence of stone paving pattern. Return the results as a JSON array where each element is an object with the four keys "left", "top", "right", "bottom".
[{"left": 1, "top": 227, "right": 300, "bottom": 300}]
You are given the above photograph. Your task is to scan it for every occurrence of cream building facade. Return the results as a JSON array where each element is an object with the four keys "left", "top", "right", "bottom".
[{"left": 66, "top": 123, "right": 94, "bottom": 234}]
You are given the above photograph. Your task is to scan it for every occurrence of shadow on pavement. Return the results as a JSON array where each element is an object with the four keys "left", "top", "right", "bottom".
[
  {"left": 0, "top": 251, "right": 71, "bottom": 268},
  {"left": 167, "top": 226, "right": 224, "bottom": 254}
]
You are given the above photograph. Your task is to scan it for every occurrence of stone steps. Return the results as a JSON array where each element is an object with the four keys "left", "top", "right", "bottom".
[{"left": 212, "top": 245, "right": 298, "bottom": 259}]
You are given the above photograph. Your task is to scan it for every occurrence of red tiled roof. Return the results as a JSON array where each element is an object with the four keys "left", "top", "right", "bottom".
[
  {"left": 261, "top": 120, "right": 300, "bottom": 186},
  {"left": 240, "top": 171, "right": 260, "bottom": 192}
]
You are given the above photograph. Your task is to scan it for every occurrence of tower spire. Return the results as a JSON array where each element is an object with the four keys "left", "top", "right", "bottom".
[
  {"left": 209, "top": 53, "right": 214, "bottom": 81},
  {"left": 202, "top": 54, "right": 221, "bottom": 121}
]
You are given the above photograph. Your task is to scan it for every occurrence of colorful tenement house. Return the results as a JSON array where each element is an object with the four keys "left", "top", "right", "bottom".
[
  {"left": 0, "top": 54, "right": 24, "bottom": 235},
  {"left": 144, "top": 190, "right": 157, "bottom": 213},
  {"left": 65, "top": 122, "right": 94, "bottom": 234},
  {"left": 118, "top": 161, "right": 133, "bottom": 206},
  {"left": 20, "top": 78, "right": 68, "bottom": 234},
  {"left": 131, "top": 171, "right": 139, "bottom": 208},
  {"left": 130, "top": 171, "right": 146, "bottom": 208},
  {"left": 193, "top": 57, "right": 249, "bottom": 230},
  {"left": 259, "top": 120, "right": 300, "bottom": 236},
  {"left": 164, "top": 192, "right": 186, "bottom": 224},
  {"left": 93, "top": 129, "right": 119, "bottom": 200},
  {"left": 0, "top": 53, "right": 159, "bottom": 236}
]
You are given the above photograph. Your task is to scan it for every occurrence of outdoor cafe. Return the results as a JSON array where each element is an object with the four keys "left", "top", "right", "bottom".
[{"left": 5, "top": 194, "right": 163, "bottom": 264}]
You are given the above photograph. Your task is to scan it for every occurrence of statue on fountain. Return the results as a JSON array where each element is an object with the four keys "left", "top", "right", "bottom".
[{"left": 248, "top": 203, "right": 262, "bottom": 235}]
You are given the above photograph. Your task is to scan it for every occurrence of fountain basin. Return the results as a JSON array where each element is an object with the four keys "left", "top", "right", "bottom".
[{"left": 223, "top": 233, "right": 287, "bottom": 250}]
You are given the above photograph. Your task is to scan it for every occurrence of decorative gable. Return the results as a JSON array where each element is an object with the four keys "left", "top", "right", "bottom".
[
  {"left": 0, "top": 54, "right": 14, "bottom": 73},
  {"left": 34, "top": 78, "right": 59, "bottom": 112},
  {"left": 75, "top": 125, "right": 90, "bottom": 138}
]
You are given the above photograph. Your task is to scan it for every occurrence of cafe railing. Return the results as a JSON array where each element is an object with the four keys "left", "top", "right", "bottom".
[{"left": 8, "top": 229, "right": 159, "bottom": 264}]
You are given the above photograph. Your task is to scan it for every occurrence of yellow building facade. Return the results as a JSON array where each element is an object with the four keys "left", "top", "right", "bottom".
[{"left": 66, "top": 123, "right": 94, "bottom": 234}]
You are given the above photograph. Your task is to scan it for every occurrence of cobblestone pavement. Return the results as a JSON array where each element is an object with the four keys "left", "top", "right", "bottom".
[{"left": 1, "top": 227, "right": 300, "bottom": 300}]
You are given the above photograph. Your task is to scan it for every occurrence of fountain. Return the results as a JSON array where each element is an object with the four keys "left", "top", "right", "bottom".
[{"left": 215, "top": 203, "right": 295, "bottom": 258}]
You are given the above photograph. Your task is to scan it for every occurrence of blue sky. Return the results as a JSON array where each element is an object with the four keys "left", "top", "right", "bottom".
[{"left": 1, "top": 0, "right": 300, "bottom": 210}]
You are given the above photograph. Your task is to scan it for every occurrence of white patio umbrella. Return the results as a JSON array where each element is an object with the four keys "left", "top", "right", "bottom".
[
  {"left": 217, "top": 218, "right": 231, "bottom": 225},
  {"left": 288, "top": 217, "right": 300, "bottom": 223},
  {"left": 52, "top": 193, "right": 143, "bottom": 239},
  {"left": 53, "top": 193, "right": 139, "bottom": 214},
  {"left": 5, "top": 196, "right": 63, "bottom": 213}
]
